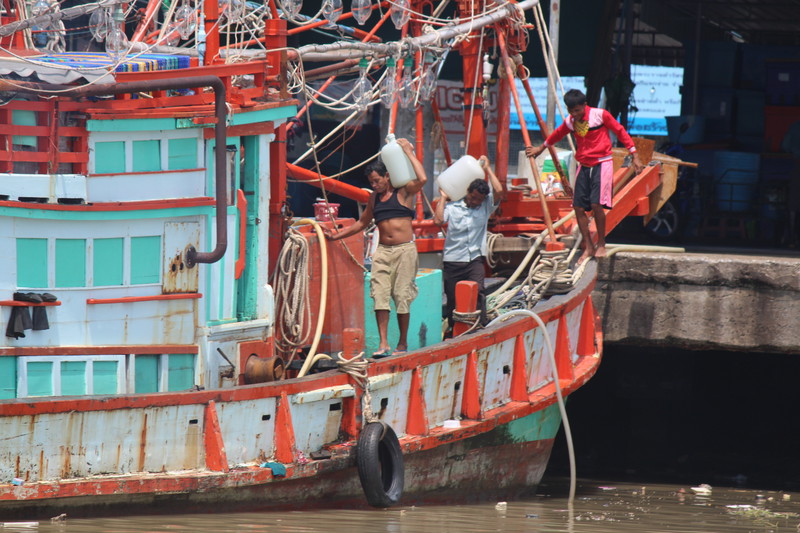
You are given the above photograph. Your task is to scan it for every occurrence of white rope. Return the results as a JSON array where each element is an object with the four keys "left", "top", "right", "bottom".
[
  {"left": 273, "top": 229, "right": 312, "bottom": 363},
  {"left": 336, "top": 351, "right": 378, "bottom": 425}
]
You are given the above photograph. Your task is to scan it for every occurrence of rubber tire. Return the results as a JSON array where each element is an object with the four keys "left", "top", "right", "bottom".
[{"left": 356, "top": 422, "right": 405, "bottom": 507}]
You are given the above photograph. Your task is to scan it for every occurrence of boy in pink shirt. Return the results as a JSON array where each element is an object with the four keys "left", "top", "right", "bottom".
[{"left": 526, "top": 89, "right": 643, "bottom": 261}]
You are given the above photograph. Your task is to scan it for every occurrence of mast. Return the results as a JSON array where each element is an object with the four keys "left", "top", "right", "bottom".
[{"left": 457, "top": 0, "right": 489, "bottom": 158}]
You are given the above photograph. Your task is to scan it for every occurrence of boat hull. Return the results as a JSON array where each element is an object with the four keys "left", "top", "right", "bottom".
[{"left": 0, "top": 406, "right": 559, "bottom": 519}]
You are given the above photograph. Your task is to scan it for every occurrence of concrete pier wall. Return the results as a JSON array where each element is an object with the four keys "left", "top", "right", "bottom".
[{"left": 593, "top": 252, "right": 800, "bottom": 354}]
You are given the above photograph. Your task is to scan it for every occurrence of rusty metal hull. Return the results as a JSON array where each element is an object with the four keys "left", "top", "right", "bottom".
[
  {"left": 0, "top": 410, "right": 558, "bottom": 519},
  {"left": 0, "top": 263, "right": 601, "bottom": 520}
]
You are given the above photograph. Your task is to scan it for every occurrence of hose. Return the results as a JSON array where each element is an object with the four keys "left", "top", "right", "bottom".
[
  {"left": 291, "top": 218, "right": 331, "bottom": 378},
  {"left": 486, "top": 308, "right": 578, "bottom": 503},
  {"left": 605, "top": 243, "right": 686, "bottom": 256}
]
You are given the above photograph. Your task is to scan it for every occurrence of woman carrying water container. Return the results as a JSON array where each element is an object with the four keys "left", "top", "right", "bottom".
[
  {"left": 433, "top": 155, "right": 504, "bottom": 336},
  {"left": 526, "top": 89, "right": 644, "bottom": 262},
  {"left": 324, "top": 137, "right": 427, "bottom": 357}
]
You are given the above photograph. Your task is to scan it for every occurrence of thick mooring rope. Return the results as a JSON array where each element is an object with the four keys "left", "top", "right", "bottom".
[{"left": 273, "top": 229, "right": 311, "bottom": 365}]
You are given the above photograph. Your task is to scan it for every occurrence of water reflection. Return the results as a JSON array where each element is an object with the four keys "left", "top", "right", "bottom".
[{"left": 6, "top": 479, "right": 799, "bottom": 533}]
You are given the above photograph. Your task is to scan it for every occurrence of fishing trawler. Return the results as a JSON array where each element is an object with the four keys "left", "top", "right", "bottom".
[{"left": 0, "top": 0, "right": 671, "bottom": 519}]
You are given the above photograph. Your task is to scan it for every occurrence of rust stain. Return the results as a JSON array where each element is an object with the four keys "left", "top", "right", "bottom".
[
  {"left": 62, "top": 445, "right": 71, "bottom": 478},
  {"left": 139, "top": 413, "right": 148, "bottom": 472},
  {"left": 39, "top": 449, "right": 45, "bottom": 481}
]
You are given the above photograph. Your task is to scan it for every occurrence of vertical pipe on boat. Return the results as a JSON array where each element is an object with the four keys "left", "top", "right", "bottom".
[
  {"left": 545, "top": 0, "right": 560, "bottom": 131},
  {"left": 495, "top": 75, "right": 511, "bottom": 187},
  {"left": 497, "top": 31, "right": 559, "bottom": 246},
  {"left": 204, "top": 0, "right": 220, "bottom": 64},
  {"left": 459, "top": 33, "right": 488, "bottom": 158},
  {"left": 269, "top": 124, "right": 288, "bottom": 278},
  {"left": 452, "top": 280, "right": 479, "bottom": 337}
]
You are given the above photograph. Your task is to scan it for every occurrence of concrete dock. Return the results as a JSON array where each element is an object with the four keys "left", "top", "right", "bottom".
[{"left": 593, "top": 250, "right": 800, "bottom": 354}]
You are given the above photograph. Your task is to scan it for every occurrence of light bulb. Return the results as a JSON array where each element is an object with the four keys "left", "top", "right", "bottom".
[
  {"left": 164, "top": 23, "right": 180, "bottom": 46},
  {"left": 176, "top": 2, "right": 197, "bottom": 40},
  {"left": 89, "top": 8, "right": 111, "bottom": 42},
  {"left": 353, "top": 57, "right": 372, "bottom": 112},
  {"left": 390, "top": 0, "right": 410, "bottom": 29},
  {"left": 322, "top": 0, "right": 342, "bottom": 23},
  {"left": 105, "top": 26, "right": 129, "bottom": 61},
  {"left": 380, "top": 57, "right": 397, "bottom": 109},
  {"left": 351, "top": 0, "right": 371, "bottom": 25},
  {"left": 419, "top": 63, "right": 438, "bottom": 102},
  {"left": 398, "top": 61, "right": 415, "bottom": 109},
  {"left": 283, "top": 0, "right": 302, "bottom": 18}
]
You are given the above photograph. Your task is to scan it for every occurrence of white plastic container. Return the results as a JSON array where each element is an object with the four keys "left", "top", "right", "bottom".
[
  {"left": 380, "top": 134, "right": 416, "bottom": 188},
  {"left": 435, "top": 155, "right": 484, "bottom": 201}
]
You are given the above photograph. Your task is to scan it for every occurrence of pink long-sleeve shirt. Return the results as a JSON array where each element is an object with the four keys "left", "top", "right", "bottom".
[{"left": 543, "top": 106, "right": 637, "bottom": 167}]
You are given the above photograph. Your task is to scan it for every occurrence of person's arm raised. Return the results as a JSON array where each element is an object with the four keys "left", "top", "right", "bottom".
[{"left": 396, "top": 137, "right": 428, "bottom": 195}]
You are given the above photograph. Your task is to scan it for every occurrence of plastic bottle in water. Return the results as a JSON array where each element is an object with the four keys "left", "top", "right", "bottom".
[{"left": 380, "top": 134, "right": 416, "bottom": 188}]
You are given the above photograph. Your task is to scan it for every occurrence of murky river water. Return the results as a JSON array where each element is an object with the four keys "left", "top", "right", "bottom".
[{"left": 6, "top": 479, "right": 799, "bottom": 532}]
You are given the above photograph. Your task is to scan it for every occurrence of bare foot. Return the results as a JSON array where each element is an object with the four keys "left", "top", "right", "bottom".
[
  {"left": 595, "top": 244, "right": 607, "bottom": 258},
  {"left": 577, "top": 249, "right": 593, "bottom": 265}
]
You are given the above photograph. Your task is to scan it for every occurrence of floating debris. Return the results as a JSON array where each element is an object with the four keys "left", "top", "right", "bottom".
[
  {"left": 690, "top": 484, "right": 712, "bottom": 495},
  {"left": 495, "top": 502, "right": 507, "bottom": 511}
]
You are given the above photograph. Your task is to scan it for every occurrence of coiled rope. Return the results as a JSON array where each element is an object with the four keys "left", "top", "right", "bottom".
[{"left": 273, "top": 229, "right": 311, "bottom": 366}]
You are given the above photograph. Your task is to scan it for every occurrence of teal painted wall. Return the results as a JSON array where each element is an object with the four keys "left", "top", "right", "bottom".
[
  {"left": 12, "top": 109, "right": 37, "bottom": 148},
  {"left": 135, "top": 354, "right": 160, "bottom": 393},
  {"left": 168, "top": 138, "right": 197, "bottom": 170},
  {"left": 93, "top": 238, "right": 124, "bottom": 286},
  {"left": 130, "top": 236, "right": 161, "bottom": 284},
  {"left": 16, "top": 238, "right": 48, "bottom": 288},
  {"left": 132, "top": 140, "right": 161, "bottom": 172},
  {"left": 235, "top": 135, "right": 260, "bottom": 321},
  {"left": 94, "top": 141, "right": 126, "bottom": 173},
  {"left": 27, "top": 361, "right": 53, "bottom": 397},
  {"left": 167, "top": 354, "right": 195, "bottom": 391},
  {"left": 55, "top": 239, "right": 86, "bottom": 287},
  {"left": 0, "top": 358, "right": 16, "bottom": 399},
  {"left": 61, "top": 361, "right": 87, "bottom": 396},
  {"left": 364, "top": 268, "right": 443, "bottom": 355},
  {"left": 92, "top": 361, "right": 118, "bottom": 394}
]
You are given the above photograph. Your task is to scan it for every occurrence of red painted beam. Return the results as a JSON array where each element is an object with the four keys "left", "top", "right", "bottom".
[
  {"left": 286, "top": 163, "right": 371, "bottom": 204},
  {"left": 87, "top": 293, "right": 201, "bottom": 305}
]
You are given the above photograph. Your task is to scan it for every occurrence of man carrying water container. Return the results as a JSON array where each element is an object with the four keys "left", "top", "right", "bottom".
[
  {"left": 526, "top": 89, "right": 644, "bottom": 262},
  {"left": 324, "top": 138, "right": 427, "bottom": 357},
  {"left": 433, "top": 155, "right": 504, "bottom": 336}
]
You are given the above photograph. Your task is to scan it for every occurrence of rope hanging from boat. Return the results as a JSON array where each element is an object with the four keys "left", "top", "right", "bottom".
[
  {"left": 273, "top": 228, "right": 312, "bottom": 366},
  {"left": 336, "top": 351, "right": 379, "bottom": 425}
]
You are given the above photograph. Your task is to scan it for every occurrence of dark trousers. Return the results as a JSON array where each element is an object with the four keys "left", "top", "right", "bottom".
[{"left": 443, "top": 257, "right": 487, "bottom": 329}]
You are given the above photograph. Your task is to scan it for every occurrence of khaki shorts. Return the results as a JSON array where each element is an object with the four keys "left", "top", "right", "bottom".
[{"left": 370, "top": 242, "right": 418, "bottom": 314}]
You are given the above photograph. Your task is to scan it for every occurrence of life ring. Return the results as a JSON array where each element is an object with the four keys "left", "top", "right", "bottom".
[{"left": 356, "top": 421, "right": 404, "bottom": 507}]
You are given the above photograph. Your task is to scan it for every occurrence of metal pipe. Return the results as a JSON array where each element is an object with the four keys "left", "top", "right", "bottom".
[
  {"left": 286, "top": 163, "right": 371, "bottom": 203},
  {"left": 3, "top": 76, "right": 229, "bottom": 266},
  {"left": 546, "top": 0, "right": 560, "bottom": 131},
  {"left": 497, "top": 31, "right": 557, "bottom": 244},
  {"left": 292, "top": 0, "right": 541, "bottom": 62}
]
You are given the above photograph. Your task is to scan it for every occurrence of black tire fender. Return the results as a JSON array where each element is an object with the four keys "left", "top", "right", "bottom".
[{"left": 356, "top": 421, "right": 404, "bottom": 507}]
